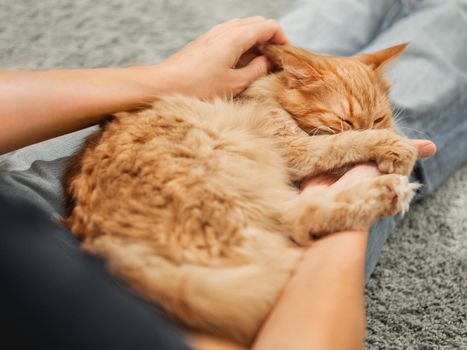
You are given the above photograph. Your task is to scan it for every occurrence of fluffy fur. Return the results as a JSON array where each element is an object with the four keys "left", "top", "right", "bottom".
[{"left": 64, "top": 43, "right": 418, "bottom": 345}]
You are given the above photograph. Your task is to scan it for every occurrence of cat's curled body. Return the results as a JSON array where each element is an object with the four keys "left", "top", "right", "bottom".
[{"left": 64, "top": 44, "right": 418, "bottom": 345}]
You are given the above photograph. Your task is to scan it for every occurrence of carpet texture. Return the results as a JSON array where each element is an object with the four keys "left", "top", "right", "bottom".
[{"left": 1, "top": 0, "right": 466, "bottom": 348}]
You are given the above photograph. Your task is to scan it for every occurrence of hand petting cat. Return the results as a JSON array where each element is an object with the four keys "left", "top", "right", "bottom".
[{"left": 158, "top": 17, "right": 288, "bottom": 98}]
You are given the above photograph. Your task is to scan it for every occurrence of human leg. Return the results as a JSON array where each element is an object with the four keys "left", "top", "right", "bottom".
[
  {"left": 279, "top": 0, "right": 408, "bottom": 55},
  {"left": 363, "top": 0, "right": 467, "bottom": 280}
]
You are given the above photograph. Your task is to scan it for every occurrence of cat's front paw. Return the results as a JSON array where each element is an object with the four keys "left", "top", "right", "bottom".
[{"left": 374, "top": 135, "right": 417, "bottom": 175}]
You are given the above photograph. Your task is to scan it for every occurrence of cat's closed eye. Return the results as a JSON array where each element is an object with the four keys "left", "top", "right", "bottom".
[
  {"left": 374, "top": 116, "right": 386, "bottom": 125},
  {"left": 336, "top": 115, "right": 354, "bottom": 128}
]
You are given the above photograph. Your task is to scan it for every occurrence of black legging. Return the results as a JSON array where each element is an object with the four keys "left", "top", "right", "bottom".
[{"left": 0, "top": 191, "right": 191, "bottom": 350}]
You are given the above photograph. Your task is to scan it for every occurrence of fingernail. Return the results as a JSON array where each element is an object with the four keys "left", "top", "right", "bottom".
[{"left": 420, "top": 142, "right": 437, "bottom": 157}]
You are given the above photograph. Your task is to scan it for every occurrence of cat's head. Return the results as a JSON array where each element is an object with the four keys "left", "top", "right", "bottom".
[{"left": 260, "top": 43, "right": 407, "bottom": 135}]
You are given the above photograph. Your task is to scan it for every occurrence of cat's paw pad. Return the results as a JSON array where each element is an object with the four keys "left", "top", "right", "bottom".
[
  {"left": 375, "top": 138, "right": 418, "bottom": 175},
  {"left": 377, "top": 175, "right": 420, "bottom": 216}
]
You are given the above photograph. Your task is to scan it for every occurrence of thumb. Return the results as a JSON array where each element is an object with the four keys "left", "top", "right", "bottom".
[
  {"left": 235, "top": 55, "right": 271, "bottom": 90},
  {"left": 412, "top": 139, "right": 437, "bottom": 159}
]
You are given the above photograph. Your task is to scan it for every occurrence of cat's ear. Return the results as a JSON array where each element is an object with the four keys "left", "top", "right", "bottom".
[
  {"left": 356, "top": 43, "right": 408, "bottom": 70},
  {"left": 258, "top": 44, "right": 287, "bottom": 68},
  {"left": 259, "top": 44, "right": 323, "bottom": 88},
  {"left": 282, "top": 53, "right": 322, "bottom": 89}
]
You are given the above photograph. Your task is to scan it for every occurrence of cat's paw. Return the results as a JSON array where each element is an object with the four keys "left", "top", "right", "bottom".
[
  {"left": 374, "top": 135, "right": 417, "bottom": 175},
  {"left": 374, "top": 174, "right": 420, "bottom": 216}
]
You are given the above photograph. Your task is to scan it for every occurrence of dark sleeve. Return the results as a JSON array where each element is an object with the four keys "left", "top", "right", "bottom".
[{"left": 0, "top": 191, "right": 192, "bottom": 350}]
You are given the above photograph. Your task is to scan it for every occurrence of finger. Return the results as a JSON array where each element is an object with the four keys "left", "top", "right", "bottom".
[
  {"left": 232, "top": 16, "right": 267, "bottom": 26},
  {"left": 330, "top": 163, "right": 381, "bottom": 191},
  {"left": 226, "top": 19, "right": 288, "bottom": 55},
  {"left": 237, "top": 19, "right": 288, "bottom": 45},
  {"left": 413, "top": 139, "right": 436, "bottom": 159},
  {"left": 217, "top": 17, "right": 270, "bottom": 34},
  {"left": 244, "top": 19, "right": 288, "bottom": 45},
  {"left": 300, "top": 175, "right": 339, "bottom": 190},
  {"left": 226, "top": 17, "right": 287, "bottom": 45},
  {"left": 339, "top": 163, "right": 382, "bottom": 180},
  {"left": 233, "top": 55, "right": 271, "bottom": 92},
  {"left": 203, "top": 17, "right": 266, "bottom": 39},
  {"left": 301, "top": 163, "right": 381, "bottom": 191},
  {"left": 198, "top": 19, "right": 240, "bottom": 41}
]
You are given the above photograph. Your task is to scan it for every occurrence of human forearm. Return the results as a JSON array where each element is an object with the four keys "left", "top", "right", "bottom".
[
  {"left": 252, "top": 230, "right": 368, "bottom": 350},
  {"left": 0, "top": 66, "right": 174, "bottom": 154}
]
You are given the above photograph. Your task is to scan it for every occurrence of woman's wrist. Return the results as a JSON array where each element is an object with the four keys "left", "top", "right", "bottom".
[
  {"left": 300, "top": 230, "right": 369, "bottom": 272},
  {"left": 128, "top": 64, "right": 183, "bottom": 101}
]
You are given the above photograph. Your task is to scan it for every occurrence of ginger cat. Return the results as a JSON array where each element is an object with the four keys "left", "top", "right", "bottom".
[{"left": 64, "top": 43, "right": 418, "bottom": 345}]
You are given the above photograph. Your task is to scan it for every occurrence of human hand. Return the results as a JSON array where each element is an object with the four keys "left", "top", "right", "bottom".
[
  {"left": 301, "top": 139, "right": 436, "bottom": 190},
  {"left": 155, "top": 17, "right": 287, "bottom": 98}
]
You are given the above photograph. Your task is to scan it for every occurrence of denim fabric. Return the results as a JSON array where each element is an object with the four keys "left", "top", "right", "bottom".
[
  {"left": 0, "top": 126, "right": 96, "bottom": 219},
  {"left": 281, "top": 0, "right": 467, "bottom": 281}
]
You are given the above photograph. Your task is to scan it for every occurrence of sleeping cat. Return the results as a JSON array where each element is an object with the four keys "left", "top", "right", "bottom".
[{"left": 63, "top": 43, "right": 418, "bottom": 345}]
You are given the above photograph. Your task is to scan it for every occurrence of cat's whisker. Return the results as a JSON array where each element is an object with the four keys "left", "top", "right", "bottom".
[
  {"left": 391, "top": 106, "right": 410, "bottom": 132},
  {"left": 390, "top": 107, "right": 428, "bottom": 139},
  {"left": 393, "top": 111, "right": 405, "bottom": 123},
  {"left": 321, "top": 125, "right": 336, "bottom": 134},
  {"left": 396, "top": 126, "right": 430, "bottom": 139},
  {"left": 309, "top": 125, "right": 335, "bottom": 136},
  {"left": 339, "top": 117, "right": 344, "bottom": 133},
  {"left": 310, "top": 127, "right": 323, "bottom": 136},
  {"left": 392, "top": 105, "right": 407, "bottom": 123}
]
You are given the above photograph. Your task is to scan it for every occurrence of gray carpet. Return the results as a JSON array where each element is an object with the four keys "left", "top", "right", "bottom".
[{"left": 1, "top": 0, "right": 466, "bottom": 348}]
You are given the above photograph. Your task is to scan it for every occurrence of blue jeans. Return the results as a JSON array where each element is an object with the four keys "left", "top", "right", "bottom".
[
  {"left": 280, "top": 0, "right": 467, "bottom": 280},
  {"left": 1, "top": 0, "right": 466, "bottom": 282}
]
